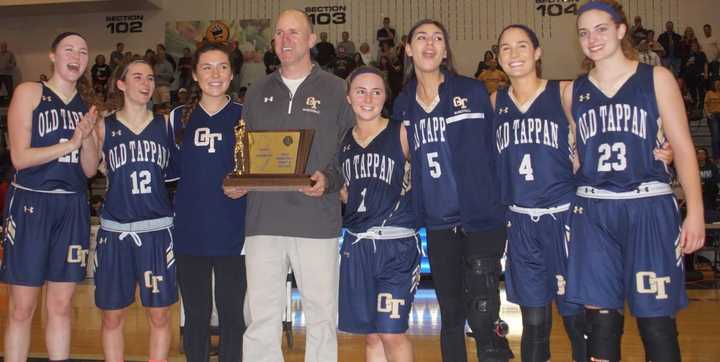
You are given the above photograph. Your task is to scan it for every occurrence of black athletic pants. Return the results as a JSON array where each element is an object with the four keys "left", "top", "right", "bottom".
[
  {"left": 176, "top": 254, "right": 247, "bottom": 362},
  {"left": 427, "top": 226, "right": 507, "bottom": 362}
]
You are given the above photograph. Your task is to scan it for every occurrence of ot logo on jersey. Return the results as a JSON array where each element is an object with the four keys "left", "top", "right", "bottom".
[
  {"left": 636, "top": 271, "right": 671, "bottom": 299},
  {"left": 144, "top": 271, "right": 165, "bottom": 293},
  {"left": 194, "top": 127, "right": 223, "bottom": 153},
  {"left": 556, "top": 275, "right": 566, "bottom": 295},
  {"left": 66, "top": 245, "right": 89, "bottom": 267},
  {"left": 453, "top": 96, "right": 468, "bottom": 109},
  {"left": 377, "top": 293, "right": 405, "bottom": 319}
]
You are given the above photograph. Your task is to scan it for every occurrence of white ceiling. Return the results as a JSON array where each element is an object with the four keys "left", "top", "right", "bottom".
[{"left": 0, "top": 0, "right": 162, "bottom": 17}]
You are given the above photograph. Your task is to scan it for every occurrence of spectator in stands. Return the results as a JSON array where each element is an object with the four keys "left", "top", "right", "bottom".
[
  {"left": 378, "top": 41, "right": 395, "bottom": 64},
  {"left": 176, "top": 87, "right": 189, "bottom": 108},
  {"left": 697, "top": 147, "right": 719, "bottom": 212},
  {"left": 337, "top": 31, "right": 356, "bottom": 57},
  {"left": 638, "top": 39, "right": 661, "bottom": 66},
  {"left": 395, "top": 35, "right": 408, "bottom": 61},
  {"left": 646, "top": 30, "right": 665, "bottom": 58},
  {"left": 474, "top": 50, "right": 495, "bottom": 78},
  {"left": 659, "top": 21, "right": 682, "bottom": 74},
  {"left": 683, "top": 41, "right": 708, "bottom": 112},
  {"left": 477, "top": 58, "right": 508, "bottom": 94},
  {"left": 680, "top": 26, "right": 699, "bottom": 71},
  {"left": 701, "top": 24, "right": 720, "bottom": 81},
  {"left": 376, "top": 17, "right": 396, "bottom": 49},
  {"left": 313, "top": 31, "right": 336, "bottom": 70},
  {"left": 153, "top": 50, "right": 174, "bottom": 108},
  {"left": 0, "top": 41, "right": 17, "bottom": 103},
  {"left": 144, "top": 49, "right": 157, "bottom": 67},
  {"left": 629, "top": 16, "right": 648, "bottom": 45},
  {"left": 705, "top": 79, "right": 720, "bottom": 159},
  {"left": 355, "top": 42, "right": 373, "bottom": 67},
  {"left": 333, "top": 45, "right": 355, "bottom": 79},
  {"left": 178, "top": 47, "right": 193, "bottom": 90},
  {"left": 156, "top": 43, "right": 176, "bottom": 71},
  {"left": 263, "top": 39, "right": 281, "bottom": 74},
  {"left": 230, "top": 41, "right": 244, "bottom": 79},
  {"left": 91, "top": 54, "right": 112, "bottom": 93},
  {"left": 109, "top": 42, "right": 124, "bottom": 70}
]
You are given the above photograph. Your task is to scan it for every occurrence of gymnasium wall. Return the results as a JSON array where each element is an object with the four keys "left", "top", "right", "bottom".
[{"left": 1, "top": 0, "right": 718, "bottom": 85}]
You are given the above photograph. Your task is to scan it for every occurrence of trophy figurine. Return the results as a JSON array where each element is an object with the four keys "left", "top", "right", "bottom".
[{"left": 233, "top": 120, "right": 248, "bottom": 175}]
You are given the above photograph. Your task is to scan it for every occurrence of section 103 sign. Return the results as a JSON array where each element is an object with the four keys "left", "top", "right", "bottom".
[{"left": 305, "top": 5, "right": 347, "bottom": 25}]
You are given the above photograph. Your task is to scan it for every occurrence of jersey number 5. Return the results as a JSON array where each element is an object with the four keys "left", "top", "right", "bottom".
[
  {"left": 427, "top": 152, "right": 442, "bottom": 178},
  {"left": 130, "top": 170, "right": 152, "bottom": 194},
  {"left": 597, "top": 143, "right": 627, "bottom": 172}
]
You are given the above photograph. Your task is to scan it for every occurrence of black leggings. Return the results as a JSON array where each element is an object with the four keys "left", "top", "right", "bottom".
[
  {"left": 427, "top": 227, "right": 508, "bottom": 362},
  {"left": 176, "top": 254, "right": 247, "bottom": 362}
]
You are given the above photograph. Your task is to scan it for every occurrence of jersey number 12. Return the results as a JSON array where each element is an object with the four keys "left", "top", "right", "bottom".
[{"left": 130, "top": 170, "right": 152, "bottom": 194}]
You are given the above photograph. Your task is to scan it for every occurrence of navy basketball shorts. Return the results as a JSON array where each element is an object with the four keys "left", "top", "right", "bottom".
[
  {"left": 94, "top": 226, "right": 177, "bottom": 310},
  {"left": 1, "top": 186, "right": 90, "bottom": 286},
  {"left": 565, "top": 193, "right": 687, "bottom": 317},
  {"left": 504, "top": 204, "right": 584, "bottom": 316},
  {"left": 339, "top": 230, "right": 421, "bottom": 334}
]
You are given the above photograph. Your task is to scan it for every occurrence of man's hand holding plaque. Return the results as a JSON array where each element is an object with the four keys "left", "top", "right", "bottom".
[{"left": 223, "top": 119, "right": 316, "bottom": 191}]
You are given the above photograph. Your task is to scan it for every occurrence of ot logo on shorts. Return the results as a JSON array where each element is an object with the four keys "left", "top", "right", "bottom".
[
  {"left": 636, "top": 271, "right": 671, "bottom": 299},
  {"left": 556, "top": 275, "right": 566, "bottom": 295},
  {"left": 194, "top": 127, "right": 223, "bottom": 153},
  {"left": 66, "top": 245, "right": 89, "bottom": 267},
  {"left": 144, "top": 271, "right": 164, "bottom": 293},
  {"left": 377, "top": 293, "right": 405, "bottom": 319}
]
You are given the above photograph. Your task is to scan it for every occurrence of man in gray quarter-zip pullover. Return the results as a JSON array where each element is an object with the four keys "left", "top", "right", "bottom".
[{"left": 224, "top": 8, "right": 353, "bottom": 362}]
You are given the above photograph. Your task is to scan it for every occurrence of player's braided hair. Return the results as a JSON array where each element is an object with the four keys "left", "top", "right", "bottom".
[{"left": 176, "top": 41, "right": 233, "bottom": 144}]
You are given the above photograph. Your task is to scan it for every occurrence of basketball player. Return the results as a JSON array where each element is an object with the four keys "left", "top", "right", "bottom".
[
  {"left": 564, "top": 1, "right": 704, "bottom": 361},
  {"left": 170, "top": 42, "right": 247, "bottom": 362},
  {"left": 393, "top": 19, "right": 513, "bottom": 362},
  {"left": 93, "top": 60, "right": 177, "bottom": 362},
  {"left": 493, "top": 24, "right": 588, "bottom": 362},
  {"left": 1, "top": 32, "right": 99, "bottom": 362},
  {"left": 338, "top": 66, "right": 419, "bottom": 362}
]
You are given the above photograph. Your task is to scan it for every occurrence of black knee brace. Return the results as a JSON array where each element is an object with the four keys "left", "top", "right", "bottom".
[
  {"left": 520, "top": 305, "right": 552, "bottom": 362},
  {"left": 464, "top": 256, "right": 514, "bottom": 361},
  {"left": 637, "top": 316, "right": 681, "bottom": 362},
  {"left": 562, "top": 312, "right": 588, "bottom": 362},
  {"left": 586, "top": 308, "right": 624, "bottom": 362}
]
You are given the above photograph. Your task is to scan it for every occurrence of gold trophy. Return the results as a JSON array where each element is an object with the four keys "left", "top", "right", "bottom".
[{"left": 224, "top": 120, "right": 315, "bottom": 191}]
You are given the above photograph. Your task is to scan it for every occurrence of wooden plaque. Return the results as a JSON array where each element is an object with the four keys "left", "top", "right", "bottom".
[{"left": 224, "top": 120, "right": 315, "bottom": 191}]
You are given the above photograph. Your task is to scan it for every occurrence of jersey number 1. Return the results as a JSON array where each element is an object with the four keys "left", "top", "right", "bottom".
[{"left": 130, "top": 170, "right": 152, "bottom": 194}]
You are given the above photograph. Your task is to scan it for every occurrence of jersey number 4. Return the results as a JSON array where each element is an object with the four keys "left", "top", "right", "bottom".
[
  {"left": 597, "top": 143, "right": 627, "bottom": 172},
  {"left": 519, "top": 154, "right": 535, "bottom": 181},
  {"left": 130, "top": 170, "right": 152, "bottom": 194}
]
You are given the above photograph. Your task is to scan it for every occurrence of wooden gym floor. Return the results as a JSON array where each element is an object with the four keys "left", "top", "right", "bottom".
[{"left": 0, "top": 278, "right": 718, "bottom": 361}]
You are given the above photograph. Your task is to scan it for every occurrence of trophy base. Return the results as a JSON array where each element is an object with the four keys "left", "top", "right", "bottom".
[{"left": 223, "top": 174, "right": 313, "bottom": 191}]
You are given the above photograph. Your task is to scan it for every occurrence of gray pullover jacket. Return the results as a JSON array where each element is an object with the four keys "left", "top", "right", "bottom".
[{"left": 243, "top": 65, "right": 353, "bottom": 238}]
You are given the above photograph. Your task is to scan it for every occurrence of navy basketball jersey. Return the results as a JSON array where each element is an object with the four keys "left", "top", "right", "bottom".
[
  {"left": 14, "top": 83, "right": 88, "bottom": 192},
  {"left": 101, "top": 113, "right": 174, "bottom": 223},
  {"left": 170, "top": 99, "right": 246, "bottom": 256},
  {"left": 404, "top": 96, "right": 460, "bottom": 229},
  {"left": 495, "top": 80, "right": 575, "bottom": 207},
  {"left": 341, "top": 121, "right": 415, "bottom": 232},
  {"left": 572, "top": 63, "right": 670, "bottom": 191}
]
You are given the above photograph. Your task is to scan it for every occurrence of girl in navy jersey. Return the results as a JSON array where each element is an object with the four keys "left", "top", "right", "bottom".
[
  {"left": 169, "top": 42, "right": 246, "bottom": 362},
  {"left": 493, "top": 25, "right": 588, "bottom": 362},
  {"left": 338, "top": 66, "right": 419, "bottom": 362},
  {"left": 392, "top": 20, "right": 513, "bottom": 362},
  {"left": 93, "top": 60, "right": 177, "bottom": 362},
  {"left": 564, "top": 1, "right": 704, "bottom": 361},
  {"left": 2, "top": 32, "right": 99, "bottom": 362}
]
